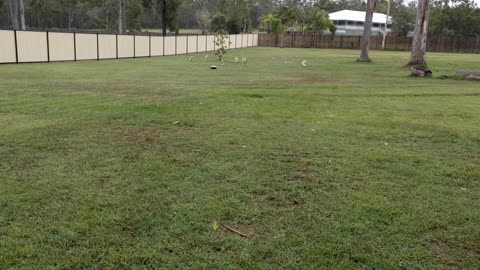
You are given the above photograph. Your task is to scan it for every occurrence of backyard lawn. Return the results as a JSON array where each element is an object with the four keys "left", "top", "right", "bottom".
[{"left": 0, "top": 48, "right": 479, "bottom": 269}]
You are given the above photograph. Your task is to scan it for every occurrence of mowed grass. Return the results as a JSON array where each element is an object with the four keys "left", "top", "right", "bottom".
[{"left": 0, "top": 48, "right": 479, "bottom": 269}]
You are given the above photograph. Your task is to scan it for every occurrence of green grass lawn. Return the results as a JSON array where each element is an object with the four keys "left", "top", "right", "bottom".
[{"left": 1, "top": 48, "right": 479, "bottom": 269}]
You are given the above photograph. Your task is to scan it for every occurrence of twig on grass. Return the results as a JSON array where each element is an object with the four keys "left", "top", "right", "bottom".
[{"left": 221, "top": 223, "right": 249, "bottom": 238}]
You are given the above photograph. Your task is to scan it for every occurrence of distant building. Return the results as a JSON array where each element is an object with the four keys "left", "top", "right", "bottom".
[{"left": 329, "top": 10, "right": 392, "bottom": 36}]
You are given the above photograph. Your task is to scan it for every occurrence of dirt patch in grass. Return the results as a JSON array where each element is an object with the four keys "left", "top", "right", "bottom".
[
  {"left": 243, "top": 94, "right": 265, "bottom": 99},
  {"left": 116, "top": 127, "right": 168, "bottom": 145},
  {"left": 428, "top": 235, "right": 480, "bottom": 268}
]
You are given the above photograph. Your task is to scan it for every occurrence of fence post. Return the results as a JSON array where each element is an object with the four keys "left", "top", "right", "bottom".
[
  {"left": 14, "top": 30, "right": 19, "bottom": 64},
  {"left": 175, "top": 34, "right": 177, "bottom": 55},
  {"left": 46, "top": 31, "right": 50, "bottom": 62},
  {"left": 205, "top": 35, "right": 208, "bottom": 52},
  {"left": 186, "top": 34, "right": 189, "bottom": 53},
  {"left": 196, "top": 35, "right": 199, "bottom": 53},
  {"left": 163, "top": 36, "right": 165, "bottom": 56},
  {"left": 96, "top": 33, "right": 99, "bottom": 60},
  {"left": 73, "top": 32, "right": 77, "bottom": 61},
  {"left": 149, "top": 33, "right": 151, "bottom": 57},
  {"left": 133, "top": 34, "right": 136, "bottom": 58},
  {"left": 116, "top": 34, "right": 119, "bottom": 59},
  {"left": 246, "top": 34, "right": 249, "bottom": 48}
]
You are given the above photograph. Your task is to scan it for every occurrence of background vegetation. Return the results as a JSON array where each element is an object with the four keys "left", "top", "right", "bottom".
[{"left": 1, "top": 0, "right": 480, "bottom": 37}]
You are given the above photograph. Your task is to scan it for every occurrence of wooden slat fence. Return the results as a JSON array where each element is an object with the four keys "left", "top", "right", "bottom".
[{"left": 258, "top": 33, "right": 480, "bottom": 54}]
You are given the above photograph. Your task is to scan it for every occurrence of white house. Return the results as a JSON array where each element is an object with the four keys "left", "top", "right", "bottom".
[{"left": 328, "top": 10, "right": 392, "bottom": 36}]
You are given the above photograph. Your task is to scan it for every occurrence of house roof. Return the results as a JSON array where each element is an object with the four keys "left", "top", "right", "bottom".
[{"left": 329, "top": 10, "right": 392, "bottom": 24}]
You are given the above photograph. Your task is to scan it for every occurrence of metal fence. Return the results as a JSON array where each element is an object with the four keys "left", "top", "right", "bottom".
[
  {"left": 258, "top": 33, "right": 480, "bottom": 54},
  {"left": 0, "top": 30, "right": 259, "bottom": 64}
]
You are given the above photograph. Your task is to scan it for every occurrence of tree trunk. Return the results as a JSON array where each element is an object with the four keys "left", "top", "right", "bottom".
[
  {"left": 118, "top": 0, "right": 126, "bottom": 34},
  {"left": 161, "top": 0, "right": 167, "bottom": 36},
  {"left": 407, "top": 0, "right": 430, "bottom": 66},
  {"left": 68, "top": 9, "right": 74, "bottom": 30},
  {"left": 358, "top": 0, "right": 379, "bottom": 62},
  {"left": 67, "top": 4, "right": 76, "bottom": 30},
  {"left": 382, "top": 0, "right": 391, "bottom": 50},
  {"left": 18, "top": 0, "right": 25, "bottom": 30},
  {"left": 9, "top": 0, "right": 19, "bottom": 30},
  {"left": 104, "top": 1, "right": 110, "bottom": 29}
]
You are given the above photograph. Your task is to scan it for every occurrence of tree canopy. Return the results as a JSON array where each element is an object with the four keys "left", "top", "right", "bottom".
[{"left": 0, "top": 0, "right": 479, "bottom": 37}]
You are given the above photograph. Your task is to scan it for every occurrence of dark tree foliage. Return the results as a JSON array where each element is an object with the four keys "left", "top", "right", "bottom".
[
  {"left": 226, "top": 17, "right": 242, "bottom": 34},
  {"left": 210, "top": 13, "right": 227, "bottom": 33},
  {"left": 429, "top": 0, "right": 480, "bottom": 37}
]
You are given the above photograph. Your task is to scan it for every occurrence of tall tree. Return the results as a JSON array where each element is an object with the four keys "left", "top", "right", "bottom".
[
  {"left": 157, "top": 0, "right": 182, "bottom": 36},
  {"left": 60, "top": 0, "right": 79, "bottom": 30},
  {"left": 8, "top": 0, "right": 19, "bottom": 29},
  {"left": 389, "top": 0, "right": 416, "bottom": 37},
  {"left": 118, "top": 0, "right": 126, "bottom": 33},
  {"left": 381, "top": 0, "right": 390, "bottom": 50},
  {"left": 160, "top": 0, "right": 167, "bottom": 35},
  {"left": 359, "top": 0, "right": 380, "bottom": 62},
  {"left": 407, "top": 0, "right": 430, "bottom": 66},
  {"left": 18, "top": 0, "right": 25, "bottom": 29}
]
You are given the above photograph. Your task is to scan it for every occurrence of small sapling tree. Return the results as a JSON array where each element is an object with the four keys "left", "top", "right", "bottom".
[{"left": 215, "top": 32, "right": 230, "bottom": 61}]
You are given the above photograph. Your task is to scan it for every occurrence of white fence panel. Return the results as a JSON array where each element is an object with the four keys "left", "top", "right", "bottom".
[
  {"left": 98, "top": 34, "right": 116, "bottom": 59},
  {"left": 236, "top": 35, "right": 242, "bottom": 48},
  {"left": 253, "top": 34, "right": 258, "bottom": 46},
  {"left": 176, "top": 36, "right": 187, "bottom": 54},
  {"left": 206, "top": 35, "right": 215, "bottom": 51},
  {"left": 49, "top": 32, "right": 74, "bottom": 61},
  {"left": 229, "top": 34, "right": 237, "bottom": 49},
  {"left": 1, "top": 32, "right": 259, "bottom": 64},
  {"left": 118, "top": 35, "right": 134, "bottom": 58},
  {"left": 0, "top": 30, "right": 16, "bottom": 63},
  {"left": 242, "top": 34, "right": 248, "bottom": 47},
  {"left": 135, "top": 35, "right": 149, "bottom": 57},
  {"left": 75, "top": 33, "right": 97, "bottom": 60},
  {"left": 164, "top": 37, "right": 176, "bottom": 55},
  {"left": 151, "top": 36, "right": 164, "bottom": 56},
  {"left": 248, "top": 34, "right": 254, "bottom": 47},
  {"left": 197, "top": 35, "right": 207, "bottom": 52},
  {"left": 224, "top": 35, "right": 230, "bottom": 49},
  {"left": 187, "top": 36, "right": 197, "bottom": 53},
  {"left": 17, "top": 31, "right": 48, "bottom": 62}
]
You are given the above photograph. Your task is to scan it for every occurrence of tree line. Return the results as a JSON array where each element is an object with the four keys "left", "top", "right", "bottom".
[{"left": 0, "top": 0, "right": 479, "bottom": 37}]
